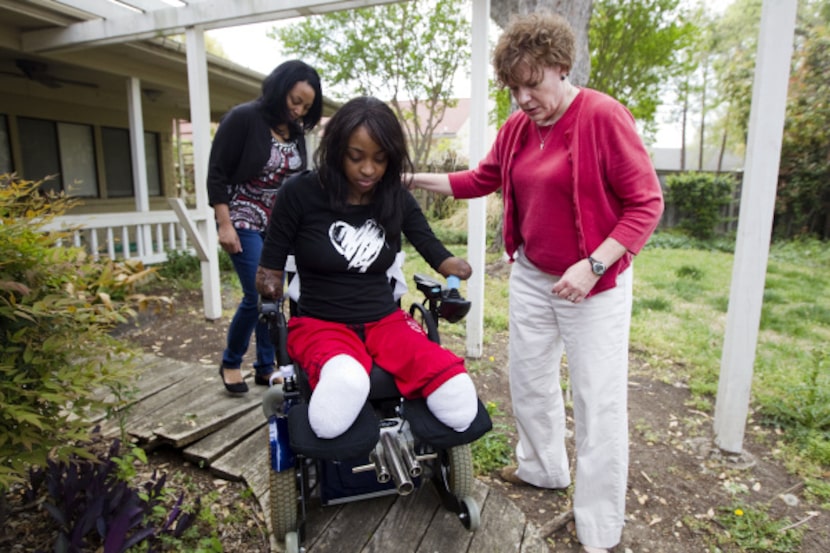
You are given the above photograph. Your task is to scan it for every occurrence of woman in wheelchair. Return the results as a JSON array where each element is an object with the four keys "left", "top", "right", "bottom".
[{"left": 255, "top": 96, "right": 478, "bottom": 440}]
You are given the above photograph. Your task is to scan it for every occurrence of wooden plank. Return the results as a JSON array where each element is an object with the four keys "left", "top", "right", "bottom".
[
  {"left": 183, "top": 406, "right": 265, "bottom": 465},
  {"left": 126, "top": 374, "right": 260, "bottom": 446},
  {"left": 468, "top": 483, "right": 527, "bottom": 553},
  {"left": 362, "top": 485, "right": 440, "bottom": 552},
  {"left": 237, "top": 428, "right": 271, "bottom": 498},
  {"left": 97, "top": 359, "right": 200, "bottom": 438},
  {"left": 151, "top": 384, "right": 266, "bottom": 447},
  {"left": 306, "top": 495, "right": 395, "bottom": 553},
  {"left": 302, "top": 500, "right": 342, "bottom": 550},
  {"left": 88, "top": 354, "right": 190, "bottom": 425},
  {"left": 211, "top": 420, "right": 269, "bottom": 482},
  {"left": 129, "top": 355, "right": 193, "bottom": 396},
  {"left": 416, "top": 478, "right": 489, "bottom": 553}
]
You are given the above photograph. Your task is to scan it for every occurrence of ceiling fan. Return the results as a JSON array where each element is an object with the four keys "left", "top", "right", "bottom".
[{"left": 0, "top": 59, "right": 98, "bottom": 89}]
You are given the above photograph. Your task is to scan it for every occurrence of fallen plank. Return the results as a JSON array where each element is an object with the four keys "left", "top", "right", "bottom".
[{"left": 183, "top": 406, "right": 265, "bottom": 465}]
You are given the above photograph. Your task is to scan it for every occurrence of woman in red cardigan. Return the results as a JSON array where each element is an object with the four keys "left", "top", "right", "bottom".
[{"left": 408, "top": 12, "right": 663, "bottom": 553}]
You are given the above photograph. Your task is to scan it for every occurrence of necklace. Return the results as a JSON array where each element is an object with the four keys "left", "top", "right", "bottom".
[{"left": 535, "top": 123, "right": 555, "bottom": 150}]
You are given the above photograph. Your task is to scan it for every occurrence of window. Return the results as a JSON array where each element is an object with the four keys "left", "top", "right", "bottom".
[
  {"left": 18, "top": 117, "right": 98, "bottom": 196},
  {"left": 58, "top": 123, "right": 97, "bottom": 197},
  {"left": 19, "top": 117, "right": 61, "bottom": 195},
  {"left": 15, "top": 118, "right": 162, "bottom": 199},
  {"left": 145, "top": 131, "right": 161, "bottom": 196},
  {"left": 101, "top": 127, "right": 163, "bottom": 198},
  {"left": 102, "top": 127, "right": 133, "bottom": 198}
]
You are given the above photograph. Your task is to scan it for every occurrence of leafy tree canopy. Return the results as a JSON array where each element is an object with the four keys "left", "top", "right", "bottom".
[
  {"left": 271, "top": 0, "right": 470, "bottom": 169},
  {"left": 589, "top": 0, "right": 698, "bottom": 137},
  {"left": 777, "top": 3, "right": 830, "bottom": 238}
]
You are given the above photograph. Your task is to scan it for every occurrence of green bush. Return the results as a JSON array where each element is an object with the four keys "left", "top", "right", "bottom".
[
  {"left": 665, "top": 172, "right": 735, "bottom": 240},
  {"left": 0, "top": 175, "right": 142, "bottom": 491}
]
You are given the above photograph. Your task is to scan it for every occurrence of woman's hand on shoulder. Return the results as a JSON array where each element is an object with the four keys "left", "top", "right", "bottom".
[{"left": 438, "top": 256, "right": 472, "bottom": 280}]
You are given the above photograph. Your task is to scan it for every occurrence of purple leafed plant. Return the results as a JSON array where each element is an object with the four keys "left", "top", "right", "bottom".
[{"left": 25, "top": 437, "right": 199, "bottom": 553}]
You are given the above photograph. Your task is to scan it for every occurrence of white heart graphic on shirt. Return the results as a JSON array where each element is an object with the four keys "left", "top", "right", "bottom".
[{"left": 329, "top": 219, "right": 386, "bottom": 272}]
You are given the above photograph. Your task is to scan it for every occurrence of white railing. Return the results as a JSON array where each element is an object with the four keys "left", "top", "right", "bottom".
[{"left": 41, "top": 207, "right": 209, "bottom": 265}]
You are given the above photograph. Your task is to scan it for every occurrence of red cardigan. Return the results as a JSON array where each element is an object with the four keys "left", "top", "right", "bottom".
[{"left": 449, "top": 88, "right": 664, "bottom": 295}]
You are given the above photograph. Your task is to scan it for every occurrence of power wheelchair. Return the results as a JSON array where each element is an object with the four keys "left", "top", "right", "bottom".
[{"left": 259, "top": 273, "right": 493, "bottom": 553}]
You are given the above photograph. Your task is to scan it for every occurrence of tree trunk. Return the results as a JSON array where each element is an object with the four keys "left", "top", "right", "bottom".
[
  {"left": 490, "top": 0, "right": 594, "bottom": 87},
  {"left": 681, "top": 83, "right": 688, "bottom": 171},
  {"left": 698, "top": 66, "right": 707, "bottom": 171}
]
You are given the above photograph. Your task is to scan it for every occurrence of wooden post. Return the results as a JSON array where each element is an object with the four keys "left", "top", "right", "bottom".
[
  {"left": 186, "top": 26, "right": 222, "bottom": 321},
  {"left": 714, "top": 0, "right": 797, "bottom": 453},
  {"left": 464, "top": 0, "right": 491, "bottom": 358},
  {"left": 127, "top": 76, "right": 153, "bottom": 257}
]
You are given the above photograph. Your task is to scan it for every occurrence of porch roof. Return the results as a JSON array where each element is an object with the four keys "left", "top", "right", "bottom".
[{"left": 0, "top": 0, "right": 351, "bottom": 118}]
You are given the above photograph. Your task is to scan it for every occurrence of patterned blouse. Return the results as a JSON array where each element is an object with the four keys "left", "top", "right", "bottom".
[{"left": 228, "top": 138, "right": 302, "bottom": 232}]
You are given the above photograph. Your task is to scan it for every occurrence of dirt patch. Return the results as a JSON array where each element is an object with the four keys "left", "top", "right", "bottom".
[{"left": 6, "top": 282, "right": 828, "bottom": 552}]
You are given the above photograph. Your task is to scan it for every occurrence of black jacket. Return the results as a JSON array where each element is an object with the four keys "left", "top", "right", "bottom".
[{"left": 207, "top": 101, "right": 309, "bottom": 206}]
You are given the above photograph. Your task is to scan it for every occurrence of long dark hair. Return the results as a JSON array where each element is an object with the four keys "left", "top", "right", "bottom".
[
  {"left": 315, "top": 97, "right": 414, "bottom": 233},
  {"left": 257, "top": 60, "right": 323, "bottom": 138}
]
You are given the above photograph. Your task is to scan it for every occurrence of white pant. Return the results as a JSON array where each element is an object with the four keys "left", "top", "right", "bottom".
[{"left": 508, "top": 249, "right": 632, "bottom": 548}]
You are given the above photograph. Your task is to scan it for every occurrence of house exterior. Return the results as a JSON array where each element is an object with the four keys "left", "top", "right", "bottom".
[
  {"left": 1, "top": 3, "right": 339, "bottom": 215},
  {"left": 0, "top": 0, "right": 349, "bottom": 318}
]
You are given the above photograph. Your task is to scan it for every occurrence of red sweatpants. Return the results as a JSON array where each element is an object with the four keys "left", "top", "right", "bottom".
[{"left": 287, "top": 309, "right": 466, "bottom": 399}]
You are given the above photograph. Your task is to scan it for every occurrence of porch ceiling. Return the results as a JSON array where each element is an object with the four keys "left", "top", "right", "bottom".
[{"left": 0, "top": 0, "right": 349, "bottom": 117}]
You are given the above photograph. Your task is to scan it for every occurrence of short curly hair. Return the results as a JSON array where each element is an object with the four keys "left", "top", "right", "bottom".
[{"left": 492, "top": 11, "right": 576, "bottom": 89}]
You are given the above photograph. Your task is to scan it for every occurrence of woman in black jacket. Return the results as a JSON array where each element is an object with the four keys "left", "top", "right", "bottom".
[{"left": 207, "top": 59, "right": 323, "bottom": 394}]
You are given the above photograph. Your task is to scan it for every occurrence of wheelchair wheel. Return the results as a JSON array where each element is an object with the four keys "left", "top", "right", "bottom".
[
  {"left": 446, "top": 444, "right": 474, "bottom": 498},
  {"left": 269, "top": 463, "right": 298, "bottom": 542},
  {"left": 409, "top": 302, "right": 440, "bottom": 343},
  {"left": 459, "top": 495, "right": 481, "bottom": 531}
]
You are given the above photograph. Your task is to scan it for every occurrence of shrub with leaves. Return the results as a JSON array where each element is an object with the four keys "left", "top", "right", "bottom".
[
  {"left": 0, "top": 175, "right": 145, "bottom": 491},
  {"left": 665, "top": 172, "right": 735, "bottom": 240}
]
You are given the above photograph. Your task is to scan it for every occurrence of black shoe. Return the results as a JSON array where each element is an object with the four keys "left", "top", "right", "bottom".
[{"left": 219, "top": 365, "right": 248, "bottom": 394}]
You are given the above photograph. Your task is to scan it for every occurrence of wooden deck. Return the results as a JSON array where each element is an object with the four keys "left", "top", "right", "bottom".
[{"left": 97, "top": 354, "right": 549, "bottom": 552}]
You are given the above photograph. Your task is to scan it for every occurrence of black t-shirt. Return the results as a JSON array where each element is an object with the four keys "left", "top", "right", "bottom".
[{"left": 261, "top": 171, "right": 453, "bottom": 323}]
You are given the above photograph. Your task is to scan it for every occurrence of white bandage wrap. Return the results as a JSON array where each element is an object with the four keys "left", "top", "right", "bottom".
[
  {"left": 426, "top": 373, "right": 478, "bottom": 432},
  {"left": 308, "top": 354, "right": 370, "bottom": 439}
]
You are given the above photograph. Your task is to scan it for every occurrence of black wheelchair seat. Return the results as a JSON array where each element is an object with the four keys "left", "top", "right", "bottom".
[
  {"left": 287, "top": 402, "right": 379, "bottom": 461},
  {"left": 403, "top": 397, "right": 492, "bottom": 450},
  {"left": 287, "top": 365, "right": 492, "bottom": 460}
]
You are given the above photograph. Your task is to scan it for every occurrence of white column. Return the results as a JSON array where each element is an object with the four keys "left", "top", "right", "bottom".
[
  {"left": 186, "top": 26, "right": 222, "bottom": 320},
  {"left": 714, "top": 0, "right": 797, "bottom": 453},
  {"left": 463, "top": 0, "right": 491, "bottom": 358},
  {"left": 127, "top": 76, "right": 152, "bottom": 257}
]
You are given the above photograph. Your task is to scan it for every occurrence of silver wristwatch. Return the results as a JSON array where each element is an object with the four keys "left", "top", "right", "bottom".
[{"left": 588, "top": 256, "right": 607, "bottom": 276}]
